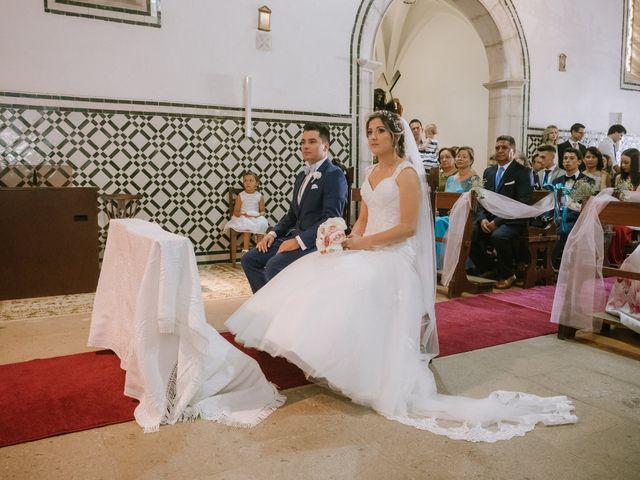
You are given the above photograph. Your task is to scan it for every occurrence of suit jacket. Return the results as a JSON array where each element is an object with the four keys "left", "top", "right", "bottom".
[
  {"left": 476, "top": 161, "right": 533, "bottom": 226},
  {"left": 272, "top": 159, "right": 348, "bottom": 249},
  {"left": 557, "top": 141, "right": 586, "bottom": 169},
  {"left": 532, "top": 170, "right": 542, "bottom": 190},
  {"left": 537, "top": 165, "right": 566, "bottom": 187}
]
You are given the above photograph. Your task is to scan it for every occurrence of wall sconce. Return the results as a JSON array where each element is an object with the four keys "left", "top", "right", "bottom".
[
  {"left": 558, "top": 53, "right": 567, "bottom": 72},
  {"left": 258, "top": 5, "right": 271, "bottom": 32}
]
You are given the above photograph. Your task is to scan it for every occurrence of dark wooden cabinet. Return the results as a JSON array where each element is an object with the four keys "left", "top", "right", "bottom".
[{"left": 0, "top": 187, "right": 100, "bottom": 300}]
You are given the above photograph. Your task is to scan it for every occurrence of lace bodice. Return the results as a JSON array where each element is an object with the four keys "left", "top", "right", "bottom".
[{"left": 361, "top": 160, "right": 414, "bottom": 235}]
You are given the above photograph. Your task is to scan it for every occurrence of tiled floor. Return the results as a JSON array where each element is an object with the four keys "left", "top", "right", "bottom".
[{"left": 1, "top": 267, "right": 639, "bottom": 480}]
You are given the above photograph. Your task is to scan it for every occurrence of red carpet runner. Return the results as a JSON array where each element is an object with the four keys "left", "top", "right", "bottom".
[{"left": 0, "top": 288, "right": 558, "bottom": 447}]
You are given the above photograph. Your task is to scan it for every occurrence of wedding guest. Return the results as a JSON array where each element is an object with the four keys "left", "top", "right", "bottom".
[
  {"left": 557, "top": 123, "right": 587, "bottom": 169},
  {"left": 531, "top": 153, "right": 544, "bottom": 189},
  {"left": 537, "top": 144, "right": 565, "bottom": 187},
  {"left": 615, "top": 148, "right": 640, "bottom": 189},
  {"left": 241, "top": 122, "right": 347, "bottom": 293},
  {"left": 436, "top": 147, "right": 457, "bottom": 192},
  {"left": 435, "top": 146, "right": 478, "bottom": 268},
  {"left": 224, "top": 171, "right": 268, "bottom": 252},
  {"left": 582, "top": 147, "right": 610, "bottom": 191},
  {"left": 409, "top": 119, "right": 425, "bottom": 148},
  {"left": 609, "top": 148, "right": 640, "bottom": 264},
  {"left": 515, "top": 151, "right": 530, "bottom": 168},
  {"left": 410, "top": 118, "right": 435, "bottom": 170},
  {"left": 602, "top": 153, "right": 613, "bottom": 173},
  {"left": 470, "top": 135, "right": 533, "bottom": 288},
  {"left": 542, "top": 124, "right": 559, "bottom": 147},
  {"left": 598, "top": 124, "right": 626, "bottom": 167},
  {"left": 531, "top": 153, "right": 543, "bottom": 173},
  {"left": 422, "top": 123, "right": 439, "bottom": 170},
  {"left": 552, "top": 148, "right": 595, "bottom": 267}
]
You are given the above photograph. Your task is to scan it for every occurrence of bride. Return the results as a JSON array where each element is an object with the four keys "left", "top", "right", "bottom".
[{"left": 226, "top": 111, "right": 577, "bottom": 442}]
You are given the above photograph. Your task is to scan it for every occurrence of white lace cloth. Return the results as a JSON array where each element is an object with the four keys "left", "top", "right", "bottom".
[{"left": 88, "top": 219, "right": 284, "bottom": 432}]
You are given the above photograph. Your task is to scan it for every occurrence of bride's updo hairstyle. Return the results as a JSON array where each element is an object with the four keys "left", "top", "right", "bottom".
[{"left": 366, "top": 110, "right": 406, "bottom": 159}]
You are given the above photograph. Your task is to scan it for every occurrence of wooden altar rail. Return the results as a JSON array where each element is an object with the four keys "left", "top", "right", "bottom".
[{"left": 558, "top": 200, "right": 640, "bottom": 340}]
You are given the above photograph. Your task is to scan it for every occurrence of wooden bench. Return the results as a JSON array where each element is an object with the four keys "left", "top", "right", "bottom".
[
  {"left": 435, "top": 189, "right": 559, "bottom": 297},
  {"left": 558, "top": 200, "right": 640, "bottom": 340},
  {"left": 519, "top": 190, "right": 558, "bottom": 289},
  {"left": 434, "top": 191, "right": 496, "bottom": 297}
]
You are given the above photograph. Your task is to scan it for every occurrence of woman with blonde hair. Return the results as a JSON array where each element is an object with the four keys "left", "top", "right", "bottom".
[{"left": 542, "top": 124, "right": 559, "bottom": 146}]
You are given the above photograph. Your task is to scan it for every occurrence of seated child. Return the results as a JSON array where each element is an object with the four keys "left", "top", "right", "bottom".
[{"left": 224, "top": 171, "right": 268, "bottom": 252}]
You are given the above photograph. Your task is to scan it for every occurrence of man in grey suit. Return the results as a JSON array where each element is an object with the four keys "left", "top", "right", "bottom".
[{"left": 537, "top": 144, "right": 565, "bottom": 188}]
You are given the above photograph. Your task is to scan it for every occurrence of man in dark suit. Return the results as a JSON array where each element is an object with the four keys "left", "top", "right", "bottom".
[
  {"left": 557, "top": 123, "right": 586, "bottom": 169},
  {"left": 551, "top": 147, "right": 595, "bottom": 266},
  {"left": 469, "top": 135, "right": 533, "bottom": 289},
  {"left": 241, "top": 122, "right": 348, "bottom": 293}
]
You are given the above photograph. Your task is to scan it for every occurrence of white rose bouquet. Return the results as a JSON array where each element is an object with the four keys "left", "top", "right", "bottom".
[{"left": 316, "top": 217, "right": 347, "bottom": 254}]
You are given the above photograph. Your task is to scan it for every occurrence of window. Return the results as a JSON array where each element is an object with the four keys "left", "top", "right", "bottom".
[{"left": 622, "top": 0, "right": 640, "bottom": 90}]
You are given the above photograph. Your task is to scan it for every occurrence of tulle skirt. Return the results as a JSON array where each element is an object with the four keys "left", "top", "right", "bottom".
[
  {"left": 226, "top": 247, "right": 577, "bottom": 442},
  {"left": 224, "top": 216, "right": 268, "bottom": 234}
]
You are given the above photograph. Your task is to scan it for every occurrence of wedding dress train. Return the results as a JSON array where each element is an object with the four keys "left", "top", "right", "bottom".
[{"left": 227, "top": 118, "right": 577, "bottom": 442}]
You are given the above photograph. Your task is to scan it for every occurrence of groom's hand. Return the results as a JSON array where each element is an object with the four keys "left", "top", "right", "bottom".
[
  {"left": 277, "top": 238, "right": 300, "bottom": 254},
  {"left": 256, "top": 234, "right": 275, "bottom": 253}
]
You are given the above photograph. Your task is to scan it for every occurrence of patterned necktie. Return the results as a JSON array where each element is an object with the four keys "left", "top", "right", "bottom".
[{"left": 495, "top": 166, "right": 505, "bottom": 188}]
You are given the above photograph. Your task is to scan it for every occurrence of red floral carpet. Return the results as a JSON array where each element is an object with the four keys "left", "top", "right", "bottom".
[{"left": 1, "top": 285, "right": 559, "bottom": 447}]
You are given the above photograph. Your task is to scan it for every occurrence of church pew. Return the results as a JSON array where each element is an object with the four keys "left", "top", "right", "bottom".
[
  {"left": 434, "top": 191, "right": 497, "bottom": 297},
  {"left": 520, "top": 190, "right": 558, "bottom": 288},
  {"left": 435, "top": 189, "right": 559, "bottom": 298},
  {"left": 558, "top": 200, "right": 640, "bottom": 340}
]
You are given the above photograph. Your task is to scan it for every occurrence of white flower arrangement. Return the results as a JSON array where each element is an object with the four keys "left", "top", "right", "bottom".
[
  {"left": 470, "top": 176, "right": 486, "bottom": 199},
  {"left": 312, "top": 171, "right": 322, "bottom": 181},
  {"left": 316, "top": 217, "right": 347, "bottom": 254},
  {"left": 614, "top": 179, "right": 632, "bottom": 201}
]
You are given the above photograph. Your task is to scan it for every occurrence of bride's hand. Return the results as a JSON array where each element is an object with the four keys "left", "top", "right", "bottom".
[{"left": 342, "top": 234, "right": 368, "bottom": 251}]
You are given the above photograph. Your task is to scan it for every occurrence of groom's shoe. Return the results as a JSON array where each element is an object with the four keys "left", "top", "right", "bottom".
[{"left": 494, "top": 275, "right": 516, "bottom": 289}]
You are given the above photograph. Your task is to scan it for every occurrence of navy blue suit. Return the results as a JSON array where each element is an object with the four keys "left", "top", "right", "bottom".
[
  {"left": 470, "top": 161, "right": 533, "bottom": 280},
  {"left": 241, "top": 159, "right": 348, "bottom": 292}
]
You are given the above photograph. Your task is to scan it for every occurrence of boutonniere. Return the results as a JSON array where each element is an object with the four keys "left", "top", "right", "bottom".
[{"left": 312, "top": 171, "right": 322, "bottom": 181}]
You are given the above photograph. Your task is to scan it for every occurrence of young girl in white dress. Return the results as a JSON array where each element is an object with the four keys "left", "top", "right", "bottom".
[
  {"left": 224, "top": 171, "right": 268, "bottom": 252},
  {"left": 226, "top": 112, "right": 577, "bottom": 442}
]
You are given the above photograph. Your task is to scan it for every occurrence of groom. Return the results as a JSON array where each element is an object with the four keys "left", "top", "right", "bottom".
[{"left": 241, "top": 122, "right": 348, "bottom": 293}]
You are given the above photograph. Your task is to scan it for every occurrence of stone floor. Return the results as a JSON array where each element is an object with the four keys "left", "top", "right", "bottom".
[{"left": 1, "top": 269, "right": 639, "bottom": 480}]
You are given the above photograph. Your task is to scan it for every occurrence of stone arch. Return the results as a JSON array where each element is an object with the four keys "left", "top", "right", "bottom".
[{"left": 351, "top": 0, "right": 530, "bottom": 170}]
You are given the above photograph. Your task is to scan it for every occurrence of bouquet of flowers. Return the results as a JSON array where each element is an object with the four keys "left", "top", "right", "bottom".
[
  {"left": 316, "top": 217, "right": 347, "bottom": 254},
  {"left": 567, "top": 179, "right": 596, "bottom": 210}
]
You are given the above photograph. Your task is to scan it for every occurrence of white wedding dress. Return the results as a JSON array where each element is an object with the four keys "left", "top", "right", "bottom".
[{"left": 227, "top": 142, "right": 577, "bottom": 442}]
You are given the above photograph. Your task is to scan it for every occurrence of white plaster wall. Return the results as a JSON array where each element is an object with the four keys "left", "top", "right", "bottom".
[
  {"left": 0, "top": 0, "right": 358, "bottom": 114},
  {"left": 513, "top": 0, "right": 640, "bottom": 133},
  {"left": 392, "top": 11, "right": 490, "bottom": 168}
]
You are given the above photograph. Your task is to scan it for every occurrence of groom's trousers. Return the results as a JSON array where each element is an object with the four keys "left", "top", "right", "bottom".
[{"left": 241, "top": 237, "right": 314, "bottom": 293}]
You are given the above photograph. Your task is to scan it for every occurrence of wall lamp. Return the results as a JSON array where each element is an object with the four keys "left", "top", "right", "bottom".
[{"left": 258, "top": 5, "right": 271, "bottom": 32}]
